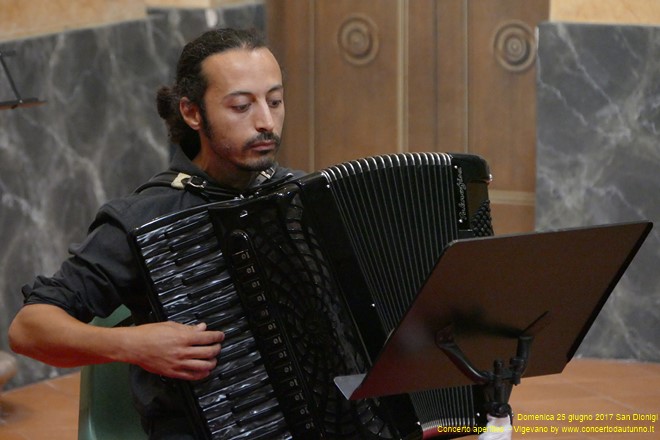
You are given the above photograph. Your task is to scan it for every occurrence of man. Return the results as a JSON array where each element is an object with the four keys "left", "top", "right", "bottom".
[{"left": 9, "top": 28, "right": 303, "bottom": 438}]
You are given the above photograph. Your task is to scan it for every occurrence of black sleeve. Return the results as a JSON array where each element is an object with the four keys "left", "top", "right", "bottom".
[{"left": 22, "top": 211, "right": 143, "bottom": 323}]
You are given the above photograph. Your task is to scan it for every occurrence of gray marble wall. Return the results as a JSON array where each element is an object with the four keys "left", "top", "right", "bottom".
[
  {"left": 536, "top": 22, "right": 660, "bottom": 362},
  {"left": 0, "top": 4, "right": 264, "bottom": 389}
]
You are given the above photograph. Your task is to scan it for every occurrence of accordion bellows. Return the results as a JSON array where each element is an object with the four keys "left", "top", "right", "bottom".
[{"left": 130, "top": 152, "right": 494, "bottom": 439}]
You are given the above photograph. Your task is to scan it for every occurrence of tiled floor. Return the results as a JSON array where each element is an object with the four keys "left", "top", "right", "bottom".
[{"left": 0, "top": 358, "right": 658, "bottom": 439}]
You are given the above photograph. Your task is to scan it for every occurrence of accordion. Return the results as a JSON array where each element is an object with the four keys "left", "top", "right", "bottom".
[{"left": 130, "top": 152, "right": 494, "bottom": 439}]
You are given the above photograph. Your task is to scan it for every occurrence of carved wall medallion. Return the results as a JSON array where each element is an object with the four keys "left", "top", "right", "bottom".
[
  {"left": 492, "top": 20, "right": 536, "bottom": 73},
  {"left": 337, "top": 14, "right": 379, "bottom": 66}
]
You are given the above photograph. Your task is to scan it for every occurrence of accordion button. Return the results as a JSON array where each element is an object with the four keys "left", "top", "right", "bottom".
[
  {"left": 285, "top": 404, "right": 312, "bottom": 429},
  {"left": 291, "top": 416, "right": 316, "bottom": 434},
  {"left": 235, "top": 263, "right": 258, "bottom": 279},
  {"left": 257, "top": 320, "right": 279, "bottom": 336},
  {"left": 253, "top": 307, "right": 272, "bottom": 323},
  {"left": 243, "top": 278, "right": 264, "bottom": 293},
  {"left": 271, "top": 362, "right": 294, "bottom": 377},
  {"left": 269, "top": 349, "right": 290, "bottom": 364},
  {"left": 286, "top": 390, "right": 304, "bottom": 403},
  {"left": 230, "top": 249, "right": 252, "bottom": 264},
  {"left": 245, "top": 291, "right": 267, "bottom": 308},
  {"left": 279, "top": 390, "right": 305, "bottom": 413},
  {"left": 279, "top": 376, "right": 301, "bottom": 392},
  {"left": 263, "top": 334, "right": 285, "bottom": 351}
]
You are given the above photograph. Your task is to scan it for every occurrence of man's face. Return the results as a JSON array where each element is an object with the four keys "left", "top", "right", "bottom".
[{"left": 196, "top": 47, "right": 285, "bottom": 179}]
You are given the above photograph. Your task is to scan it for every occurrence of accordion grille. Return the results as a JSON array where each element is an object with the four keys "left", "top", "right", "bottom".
[
  {"left": 321, "top": 152, "right": 490, "bottom": 430},
  {"left": 321, "top": 152, "right": 459, "bottom": 332}
]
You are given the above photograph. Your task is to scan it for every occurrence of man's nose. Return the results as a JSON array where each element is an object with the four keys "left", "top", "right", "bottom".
[{"left": 254, "top": 101, "right": 275, "bottom": 132}]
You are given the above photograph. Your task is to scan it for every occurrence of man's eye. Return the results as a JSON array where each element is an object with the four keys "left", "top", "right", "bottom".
[
  {"left": 269, "top": 99, "right": 282, "bottom": 108},
  {"left": 233, "top": 104, "right": 250, "bottom": 112}
]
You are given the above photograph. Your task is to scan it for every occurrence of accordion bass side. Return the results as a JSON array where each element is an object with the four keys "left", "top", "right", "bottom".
[{"left": 130, "top": 152, "right": 494, "bottom": 439}]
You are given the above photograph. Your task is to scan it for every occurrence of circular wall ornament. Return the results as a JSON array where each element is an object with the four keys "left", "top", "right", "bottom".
[
  {"left": 492, "top": 20, "right": 536, "bottom": 73},
  {"left": 337, "top": 14, "right": 379, "bottom": 66}
]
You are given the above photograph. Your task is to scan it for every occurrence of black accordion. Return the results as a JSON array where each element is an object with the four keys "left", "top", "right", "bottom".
[{"left": 130, "top": 152, "right": 494, "bottom": 439}]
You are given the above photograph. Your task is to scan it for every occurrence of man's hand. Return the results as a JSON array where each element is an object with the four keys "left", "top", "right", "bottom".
[
  {"left": 124, "top": 321, "right": 224, "bottom": 381},
  {"left": 9, "top": 304, "right": 224, "bottom": 382}
]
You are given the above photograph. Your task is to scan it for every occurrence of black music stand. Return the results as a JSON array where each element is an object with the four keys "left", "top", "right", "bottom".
[{"left": 335, "top": 221, "right": 652, "bottom": 417}]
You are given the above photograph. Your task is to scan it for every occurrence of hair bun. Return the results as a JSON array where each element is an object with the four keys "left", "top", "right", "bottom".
[{"left": 156, "top": 86, "right": 175, "bottom": 120}]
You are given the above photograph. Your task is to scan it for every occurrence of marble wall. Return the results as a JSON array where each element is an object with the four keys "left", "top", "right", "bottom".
[
  {"left": 0, "top": 4, "right": 265, "bottom": 389},
  {"left": 536, "top": 22, "right": 660, "bottom": 362}
]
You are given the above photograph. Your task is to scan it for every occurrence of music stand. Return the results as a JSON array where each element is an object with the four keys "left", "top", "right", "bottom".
[{"left": 335, "top": 221, "right": 652, "bottom": 414}]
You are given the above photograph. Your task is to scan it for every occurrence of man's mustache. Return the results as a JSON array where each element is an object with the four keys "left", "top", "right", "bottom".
[{"left": 244, "top": 132, "right": 281, "bottom": 149}]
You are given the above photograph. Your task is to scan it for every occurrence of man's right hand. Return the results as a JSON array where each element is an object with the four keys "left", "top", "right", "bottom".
[
  {"left": 123, "top": 321, "right": 224, "bottom": 381},
  {"left": 9, "top": 304, "right": 224, "bottom": 381}
]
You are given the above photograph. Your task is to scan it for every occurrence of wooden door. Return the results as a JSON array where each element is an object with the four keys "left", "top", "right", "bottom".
[{"left": 466, "top": 0, "right": 549, "bottom": 233}]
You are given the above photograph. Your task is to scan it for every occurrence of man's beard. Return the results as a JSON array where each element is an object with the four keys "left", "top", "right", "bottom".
[
  {"left": 201, "top": 116, "right": 282, "bottom": 172},
  {"left": 239, "top": 131, "right": 281, "bottom": 171}
]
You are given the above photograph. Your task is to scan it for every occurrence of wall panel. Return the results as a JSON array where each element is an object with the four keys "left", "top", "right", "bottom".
[
  {"left": 467, "top": 0, "right": 549, "bottom": 233},
  {"left": 313, "top": 0, "right": 401, "bottom": 168},
  {"left": 267, "top": 0, "right": 549, "bottom": 234}
]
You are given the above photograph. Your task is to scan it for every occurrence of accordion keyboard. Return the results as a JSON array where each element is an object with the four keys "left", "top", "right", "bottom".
[{"left": 133, "top": 209, "right": 296, "bottom": 439}]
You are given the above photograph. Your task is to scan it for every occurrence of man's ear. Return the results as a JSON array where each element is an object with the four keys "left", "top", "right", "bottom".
[{"left": 179, "top": 97, "right": 202, "bottom": 131}]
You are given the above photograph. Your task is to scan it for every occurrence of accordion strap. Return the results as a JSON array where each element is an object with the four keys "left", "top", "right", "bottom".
[{"left": 135, "top": 167, "right": 291, "bottom": 201}]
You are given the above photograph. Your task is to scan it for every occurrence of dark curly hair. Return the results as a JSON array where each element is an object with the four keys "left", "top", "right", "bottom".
[{"left": 156, "top": 28, "right": 266, "bottom": 158}]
